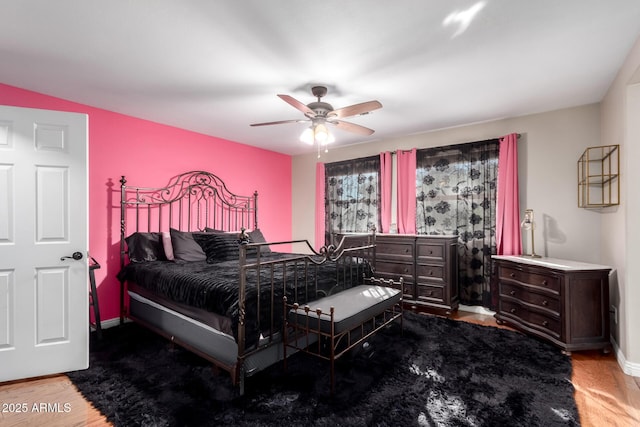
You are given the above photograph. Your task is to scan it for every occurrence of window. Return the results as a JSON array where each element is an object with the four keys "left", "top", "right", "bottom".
[
  {"left": 416, "top": 140, "right": 499, "bottom": 306},
  {"left": 324, "top": 156, "right": 380, "bottom": 242}
]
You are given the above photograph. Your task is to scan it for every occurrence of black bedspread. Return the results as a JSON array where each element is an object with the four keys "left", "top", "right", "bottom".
[{"left": 118, "top": 252, "right": 371, "bottom": 347}]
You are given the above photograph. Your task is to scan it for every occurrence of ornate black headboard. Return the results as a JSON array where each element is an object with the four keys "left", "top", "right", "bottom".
[{"left": 119, "top": 170, "right": 258, "bottom": 265}]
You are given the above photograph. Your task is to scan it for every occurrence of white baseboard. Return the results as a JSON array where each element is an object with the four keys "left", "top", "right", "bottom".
[
  {"left": 94, "top": 317, "right": 130, "bottom": 331},
  {"left": 610, "top": 336, "right": 640, "bottom": 377}
]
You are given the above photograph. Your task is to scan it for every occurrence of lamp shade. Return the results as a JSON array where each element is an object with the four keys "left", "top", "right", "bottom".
[
  {"left": 299, "top": 127, "right": 314, "bottom": 144},
  {"left": 314, "top": 123, "right": 329, "bottom": 143},
  {"left": 324, "top": 131, "right": 335, "bottom": 144}
]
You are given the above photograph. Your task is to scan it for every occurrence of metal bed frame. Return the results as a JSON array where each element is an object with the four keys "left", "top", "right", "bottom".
[{"left": 118, "top": 170, "right": 377, "bottom": 394}]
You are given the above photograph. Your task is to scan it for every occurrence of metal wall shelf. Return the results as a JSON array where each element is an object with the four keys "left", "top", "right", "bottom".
[{"left": 577, "top": 144, "right": 619, "bottom": 208}]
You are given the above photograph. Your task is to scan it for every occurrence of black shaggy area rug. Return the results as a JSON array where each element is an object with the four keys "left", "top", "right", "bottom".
[{"left": 67, "top": 312, "right": 579, "bottom": 426}]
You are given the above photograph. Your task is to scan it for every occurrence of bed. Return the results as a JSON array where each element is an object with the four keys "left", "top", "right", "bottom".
[{"left": 118, "top": 170, "right": 389, "bottom": 395}]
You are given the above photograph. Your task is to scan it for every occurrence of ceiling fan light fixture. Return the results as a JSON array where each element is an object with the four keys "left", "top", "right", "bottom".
[
  {"left": 251, "top": 85, "right": 381, "bottom": 157},
  {"left": 322, "top": 129, "right": 335, "bottom": 145},
  {"left": 300, "top": 127, "right": 315, "bottom": 144},
  {"left": 299, "top": 123, "right": 334, "bottom": 146},
  {"left": 314, "top": 123, "right": 330, "bottom": 143}
]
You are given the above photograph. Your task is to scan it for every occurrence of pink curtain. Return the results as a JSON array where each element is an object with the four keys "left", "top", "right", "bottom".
[
  {"left": 496, "top": 133, "right": 522, "bottom": 255},
  {"left": 396, "top": 148, "right": 417, "bottom": 234},
  {"left": 380, "top": 151, "right": 392, "bottom": 233},
  {"left": 315, "top": 162, "right": 325, "bottom": 250}
]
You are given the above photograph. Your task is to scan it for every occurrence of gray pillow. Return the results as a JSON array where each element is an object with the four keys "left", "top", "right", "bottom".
[
  {"left": 249, "top": 229, "right": 271, "bottom": 253},
  {"left": 169, "top": 228, "right": 206, "bottom": 262},
  {"left": 204, "top": 227, "right": 224, "bottom": 233}
]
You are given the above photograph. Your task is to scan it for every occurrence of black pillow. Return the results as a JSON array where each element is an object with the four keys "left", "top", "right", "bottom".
[
  {"left": 170, "top": 228, "right": 207, "bottom": 262},
  {"left": 194, "top": 232, "right": 240, "bottom": 262},
  {"left": 192, "top": 233, "right": 224, "bottom": 263},
  {"left": 125, "top": 232, "right": 166, "bottom": 263}
]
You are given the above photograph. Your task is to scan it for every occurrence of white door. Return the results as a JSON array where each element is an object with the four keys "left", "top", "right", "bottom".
[{"left": 0, "top": 105, "right": 88, "bottom": 382}]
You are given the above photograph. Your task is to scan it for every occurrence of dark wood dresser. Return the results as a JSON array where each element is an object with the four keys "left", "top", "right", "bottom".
[
  {"left": 492, "top": 255, "right": 612, "bottom": 354},
  {"left": 338, "top": 233, "right": 459, "bottom": 314}
]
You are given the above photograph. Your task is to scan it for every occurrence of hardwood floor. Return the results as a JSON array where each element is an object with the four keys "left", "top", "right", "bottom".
[
  {"left": 1, "top": 312, "right": 638, "bottom": 426},
  {"left": 0, "top": 374, "right": 107, "bottom": 427}
]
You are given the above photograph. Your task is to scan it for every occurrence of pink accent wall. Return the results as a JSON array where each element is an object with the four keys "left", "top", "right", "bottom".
[{"left": 1, "top": 83, "right": 292, "bottom": 322}]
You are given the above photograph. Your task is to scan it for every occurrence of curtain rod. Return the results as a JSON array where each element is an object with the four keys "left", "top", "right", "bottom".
[{"left": 387, "top": 133, "right": 521, "bottom": 154}]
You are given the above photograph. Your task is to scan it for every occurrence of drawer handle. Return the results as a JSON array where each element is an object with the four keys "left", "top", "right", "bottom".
[
  {"left": 510, "top": 308, "right": 516, "bottom": 314},
  {"left": 429, "top": 270, "right": 434, "bottom": 276},
  {"left": 428, "top": 250, "right": 433, "bottom": 255},
  {"left": 404, "top": 248, "right": 409, "bottom": 253},
  {"left": 510, "top": 272, "right": 516, "bottom": 278},
  {"left": 542, "top": 300, "right": 548, "bottom": 306},
  {"left": 404, "top": 268, "right": 409, "bottom": 273},
  {"left": 541, "top": 280, "right": 548, "bottom": 286},
  {"left": 509, "top": 290, "right": 516, "bottom": 296},
  {"left": 542, "top": 320, "right": 549, "bottom": 327},
  {"left": 426, "top": 291, "right": 433, "bottom": 296}
]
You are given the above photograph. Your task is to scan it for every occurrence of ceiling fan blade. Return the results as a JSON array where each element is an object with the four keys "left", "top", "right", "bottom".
[
  {"left": 329, "top": 100, "right": 382, "bottom": 119},
  {"left": 250, "top": 119, "right": 307, "bottom": 127},
  {"left": 278, "top": 94, "right": 315, "bottom": 117},
  {"left": 330, "top": 120, "right": 375, "bottom": 136}
]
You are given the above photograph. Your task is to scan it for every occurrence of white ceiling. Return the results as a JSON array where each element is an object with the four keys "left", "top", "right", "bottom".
[{"left": 2, "top": 1, "right": 640, "bottom": 156}]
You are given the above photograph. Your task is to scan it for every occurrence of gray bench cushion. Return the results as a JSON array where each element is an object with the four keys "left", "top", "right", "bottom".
[{"left": 288, "top": 285, "right": 401, "bottom": 334}]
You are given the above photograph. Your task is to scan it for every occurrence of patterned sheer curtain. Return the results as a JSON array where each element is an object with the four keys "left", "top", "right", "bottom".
[
  {"left": 416, "top": 139, "right": 500, "bottom": 307},
  {"left": 324, "top": 156, "right": 380, "bottom": 245}
]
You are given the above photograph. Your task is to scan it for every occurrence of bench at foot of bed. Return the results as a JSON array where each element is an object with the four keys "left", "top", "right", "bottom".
[{"left": 282, "top": 277, "right": 403, "bottom": 395}]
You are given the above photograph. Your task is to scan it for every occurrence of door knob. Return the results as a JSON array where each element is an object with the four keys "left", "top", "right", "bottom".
[{"left": 61, "top": 252, "right": 83, "bottom": 261}]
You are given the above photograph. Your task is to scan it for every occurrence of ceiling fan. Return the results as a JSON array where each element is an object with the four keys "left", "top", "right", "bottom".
[{"left": 250, "top": 86, "right": 382, "bottom": 142}]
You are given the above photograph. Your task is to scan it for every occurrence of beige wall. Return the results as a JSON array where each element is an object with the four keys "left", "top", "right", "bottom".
[
  {"left": 293, "top": 104, "right": 602, "bottom": 262},
  {"left": 601, "top": 34, "right": 640, "bottom": 375},
  {"left": 292, "top": 35, "right": 640, "bottom": 378}
]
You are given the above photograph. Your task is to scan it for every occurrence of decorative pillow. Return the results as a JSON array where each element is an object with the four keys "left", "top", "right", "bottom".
[
  {"left": 194, "top": 232, "right": 240, "bottom": 262},
  {"left": 125, "top": 232, "right": 166, "bottom": 263},
  {"left": 249, "top": 229, "right": 271, "bottom": 253},
  {"left": 204, "top": 227, "right": 225, "bottom": 233},
  {"left": 192, "top": 233, "right": 223, "bottom": 263},
  {"left": 169, "top": 228, "right": 206, "bottom": 262},
  {"left": 161, "top": 231, "right": 174, "bottom": 261}
]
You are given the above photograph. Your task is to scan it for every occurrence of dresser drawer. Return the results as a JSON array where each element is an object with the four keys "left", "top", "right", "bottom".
[
  {"left": 499, "top": 282, "right": 560, "bottom": 314},
  {"left": 499, "top": 266, "right": 561, "bottom": 294},
  {"left": 396, "top": 281, "right": 415, "bottom": 300},
  {"left": 416, "top": 284, "right": 444, "bottom": 303},
  {"left": 375, "top": 261, "right": 414, "bottom": 283},
  {"left": 381, "top": 276, "right": 414, "bottom": 297},
  {"left": 376, "top": 271, "right": 415, "bottom": 300},
  {"left": 376, "top": 241, "right": 414, "bottom": 260},
  {"left": 500, "top": 299, "right": 561, "bottom": 338},
  {"left": 416, "top": 264, "right": 445, "bottom": 282},
  {"left": 416, "top": 243, "right": 445, "bottom": 261}
]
